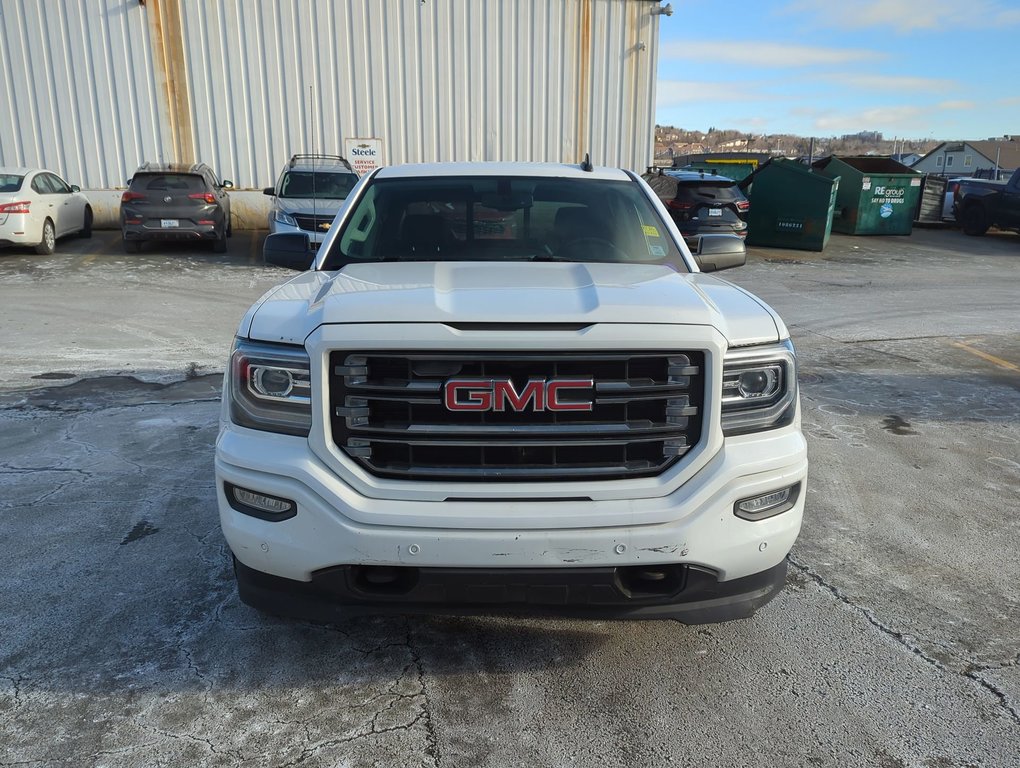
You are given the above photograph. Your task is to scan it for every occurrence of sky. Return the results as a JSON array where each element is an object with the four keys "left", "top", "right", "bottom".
[{"left": 655, "top": 0, "right": 1019, "bottom": 141}]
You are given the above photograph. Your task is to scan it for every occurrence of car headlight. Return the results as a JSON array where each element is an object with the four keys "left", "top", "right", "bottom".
[
  {"left": 721, "top": 339, "right": 798, "bottom": 435},
  {"left": 273, "top": 210, "right": 298, "bottom": 227},
  {"left": 229, "top": 339, "right": 311, "bottom": 436}
]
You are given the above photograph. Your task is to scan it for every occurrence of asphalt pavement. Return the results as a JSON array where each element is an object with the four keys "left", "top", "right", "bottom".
[{"left": 1, "top": 227, "right": 1018, "bottom": 767}]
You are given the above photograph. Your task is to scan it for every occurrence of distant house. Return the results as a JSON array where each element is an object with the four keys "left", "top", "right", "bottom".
[
  {"left": 891, "top": 153, "right": 921, "bottom": 167},
  {"left": 911, "top": 139, "right": 1020, "bottom": 177}
]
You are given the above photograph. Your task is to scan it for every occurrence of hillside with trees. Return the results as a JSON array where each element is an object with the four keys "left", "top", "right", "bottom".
[{"left": 655, "top": 125, "right": 937, "bottom": 161}]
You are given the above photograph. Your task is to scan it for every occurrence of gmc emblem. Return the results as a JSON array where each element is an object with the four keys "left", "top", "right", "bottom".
[{"left": 444, "top": 378, "right": 594, "bottom": 412}]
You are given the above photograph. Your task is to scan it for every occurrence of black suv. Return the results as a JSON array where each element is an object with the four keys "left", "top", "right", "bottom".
[
  {"left": 121, "top": 163, "right": 233, "bottom": 253},
  {"left": 644, "top": 169, "right": 749, "bottom": 245}
]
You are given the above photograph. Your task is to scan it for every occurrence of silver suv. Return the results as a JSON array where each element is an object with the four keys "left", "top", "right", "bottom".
[{"left": 263, "top": 154, "right": 358, "bottom": 245}]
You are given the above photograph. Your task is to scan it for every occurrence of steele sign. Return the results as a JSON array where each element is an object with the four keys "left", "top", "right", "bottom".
[{"left": 343, "top": 138, "right": 383, "bottom": 176}]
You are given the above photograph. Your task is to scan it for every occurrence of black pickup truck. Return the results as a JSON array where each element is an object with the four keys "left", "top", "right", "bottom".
[{"left": 953, "top": 167, "right": 1020, "bottom": 235}]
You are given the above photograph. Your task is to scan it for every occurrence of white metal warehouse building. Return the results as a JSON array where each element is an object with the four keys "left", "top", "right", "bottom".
[{"left": 0, "top": 0, "right": 666, "bottom": 211}]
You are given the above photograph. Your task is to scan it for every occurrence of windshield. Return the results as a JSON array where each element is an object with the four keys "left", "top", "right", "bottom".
[
  {"left": 321, "top": 176, "right": 687, "bottom": 269},
  {"left": 132, "top": 173, "right": 205, "bottom": 192},
  {"left": 279, "top": 171, "right": 357, "bottom": 200}
]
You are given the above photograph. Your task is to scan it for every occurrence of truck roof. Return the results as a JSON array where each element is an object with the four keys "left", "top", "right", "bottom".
[{"left": 374, "top": 161, "right": 632, "bottom": 181}]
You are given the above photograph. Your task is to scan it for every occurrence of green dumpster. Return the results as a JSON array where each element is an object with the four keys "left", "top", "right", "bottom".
[
  {"left": 811, "top": 156, "right": 922, "bottom": 235},
  {"left": 743, "top": 158, "right": 839, "bottom": 252}
]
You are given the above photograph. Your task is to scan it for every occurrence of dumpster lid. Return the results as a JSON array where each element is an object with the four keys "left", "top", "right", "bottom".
[
  {"left": 739, "top": 157, "right": 836, "bottom": 191},
  {"left": 812, "top": 155, "right": 917, "bottom": 174}
]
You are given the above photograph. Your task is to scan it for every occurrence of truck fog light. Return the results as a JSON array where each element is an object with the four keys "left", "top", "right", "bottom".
[
  {"left": 734, "top": 483, "right": 800, "bottom": 521},
  {"left": 225, "top": 483, "right": 297, "bottom": 521}
]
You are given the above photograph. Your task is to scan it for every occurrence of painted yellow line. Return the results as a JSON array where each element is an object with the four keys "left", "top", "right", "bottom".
[
  {"left": 81, "top": 253, "right": 96, "bottom": 267},
  {"left": 952, "top": 341, "right": 1020, "bottom": 373}
]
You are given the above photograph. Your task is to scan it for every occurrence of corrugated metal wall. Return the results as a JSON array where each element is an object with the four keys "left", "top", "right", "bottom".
[{"left": 0, "top": 0, "right": 661, "bottom": 190}]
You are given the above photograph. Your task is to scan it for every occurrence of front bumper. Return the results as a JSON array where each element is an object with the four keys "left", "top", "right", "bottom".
[
  {"left": 215, "top": 421, "right": 807, "bottom": 622},
  {"left": 234, "top": 556, "right": 790, "bottom": 623},
  {"left": 269, "top": 218, "right": 328, "bottom": 244}
]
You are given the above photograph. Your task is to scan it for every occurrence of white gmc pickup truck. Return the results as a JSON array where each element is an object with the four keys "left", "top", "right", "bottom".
[{"left": 215, "top": 161, "right": 807, "bottom": 624}]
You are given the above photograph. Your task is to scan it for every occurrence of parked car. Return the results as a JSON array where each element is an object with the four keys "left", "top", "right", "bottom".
[
  {"left": 121, "top": 162, "right": 233, "bottom": 253},
  {"left": 953, "top": 168, "right": 1020, "bottom": 236},
  {"left": 0, "top": 167, "right": 92, "bottom": 254},
  {"left": 644, "top": 168, "right": 749, "bottom": 245},
  {"left": 264, "top": 154, "right": 359, "bottom": 246}
]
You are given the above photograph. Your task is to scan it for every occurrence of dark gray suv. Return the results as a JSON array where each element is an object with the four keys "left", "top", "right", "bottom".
[
  {"left": 121, "top": 163, "right": 233, "bottom": 253},
  {"left": 644, "top": 168, "right": 749, "bottom": 246}
]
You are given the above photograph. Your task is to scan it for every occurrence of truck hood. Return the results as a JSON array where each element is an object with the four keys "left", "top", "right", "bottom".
[{"left": 242, "top": 262, "right": 783, "bottom": 345}]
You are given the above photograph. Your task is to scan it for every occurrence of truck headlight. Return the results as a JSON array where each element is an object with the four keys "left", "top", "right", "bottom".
[
  {"left": 721, "top": 339, "right": 797, "bottom": 435},
  {"left": 273, "top": 210, "right": 298, "bottom": 227},
  {"left": 229, "top": 339, "right": 312, "bottom": 436}
]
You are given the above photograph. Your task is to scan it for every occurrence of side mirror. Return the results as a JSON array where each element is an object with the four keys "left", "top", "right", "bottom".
[
  {"left": 70, "top": 184, "right": 81, "bottom": 193},
  {"left": 222, "top": 180, "right": 234, "bottom": 189},
  {"left": 263, "top": 187, "right": 276, "bottom": 196},
  {"left": 694, "top": 234, "right": 746, "bottom": 272},
  {"left": 264, "top": 232, "right": 314, "bottom": 270}
]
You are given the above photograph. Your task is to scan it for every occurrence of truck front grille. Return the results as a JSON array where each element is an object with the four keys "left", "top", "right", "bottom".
[
  {"left": 329, "top": 351, "right": 704, "bottom": 482},
  {"left": 293, "top": 214, "right": 332, "bottom": 232}
]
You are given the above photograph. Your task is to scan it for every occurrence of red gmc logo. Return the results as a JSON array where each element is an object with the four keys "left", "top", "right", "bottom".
[{"left": 444, "top": 378, "right": 594, "bottom": 412}]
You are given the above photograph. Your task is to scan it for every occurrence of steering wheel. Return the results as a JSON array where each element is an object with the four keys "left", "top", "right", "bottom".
[{"left": 558, "top": 237, "right": 631, "bottom": 262}]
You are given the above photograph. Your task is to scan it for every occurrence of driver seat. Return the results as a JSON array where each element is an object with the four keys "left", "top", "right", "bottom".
[{"left": 553, "top": 206, "right": 609, "bottom": 253}]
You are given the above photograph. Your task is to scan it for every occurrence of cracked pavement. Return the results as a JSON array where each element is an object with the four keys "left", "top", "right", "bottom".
[{"left": 1, "top": 230, "right": 1019, "bottom": 766}]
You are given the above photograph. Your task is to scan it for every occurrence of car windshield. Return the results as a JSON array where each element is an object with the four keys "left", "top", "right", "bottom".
[
  {"left": 677, "top": 180, "right": 744, "bottom": 200},
  {"left": 279, "top": 171, "right": 357, "bottom": 200},
  {"left": 322, "top": 176, "right": 686, "bottom": 269},
  {"left": 0, "top": 174, "right": 25, "bottom": 193}
]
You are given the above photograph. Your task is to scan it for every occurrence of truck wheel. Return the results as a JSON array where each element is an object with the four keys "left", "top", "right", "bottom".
[
  {"left": 35, "top": 219, "right": 56, "bottom": 255},
  {"left": 213, "top": 232, "right": 228, "bottom": 253},
  {"left": 961, "top": 204, "right": 989, "bottom": 236}
]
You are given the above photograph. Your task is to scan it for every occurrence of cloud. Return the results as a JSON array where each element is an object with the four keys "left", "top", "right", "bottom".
[
  {"left": 781, "top": 0, "right": 1020, "bottom": 31},
  {"left": 659, "top": 41, "right": 878, "bottom": 68},
  {"left": 809, "top": 105, "right": 926, "bottom": 133},
  {"left": 938, "top": 100, "right": 976, "bottom": 110},
  {"left": 998, "top": 96, "right": 1020, "bottom": 106},
  {"left": 656, "top": 80, "right": 762, "bottom": 107},
  {"left": 818, "top": 74, "right": 956, "bottom": 92}
]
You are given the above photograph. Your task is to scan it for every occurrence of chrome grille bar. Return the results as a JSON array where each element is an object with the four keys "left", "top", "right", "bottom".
[{"left": 329, "top": 351, "right": 704, "bottom": 481}]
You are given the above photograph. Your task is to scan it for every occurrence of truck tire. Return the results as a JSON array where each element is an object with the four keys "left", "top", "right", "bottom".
[
  {"left": 961, "top": 204, "right": 989, "bottom": 236},
  {"left": 34, "top": 219, "right": 56, "bottom": 255}
]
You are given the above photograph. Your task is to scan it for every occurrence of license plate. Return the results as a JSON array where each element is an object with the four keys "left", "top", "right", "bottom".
[
  {"left": 708, "top": 208, "right": 723, "bottom": 217},
  {"left": 160, "top": 219, "right": 179, "bottom": 228}
]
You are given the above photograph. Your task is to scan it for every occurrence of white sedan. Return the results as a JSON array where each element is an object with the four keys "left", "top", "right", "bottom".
[{"left": 0, "top": 168, "right": 93, "bottom": 254}]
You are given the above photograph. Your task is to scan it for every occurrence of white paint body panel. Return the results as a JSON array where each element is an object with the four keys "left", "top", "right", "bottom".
[{"left": 217, "top": 424, "right": 806, "bottom": 582}]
